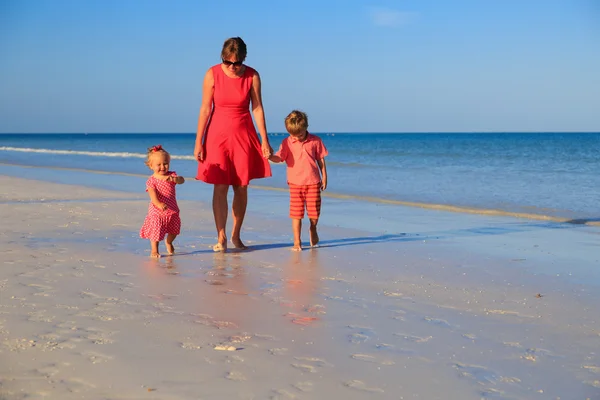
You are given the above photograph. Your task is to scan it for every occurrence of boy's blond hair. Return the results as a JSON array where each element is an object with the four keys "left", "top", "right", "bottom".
[{"left": 284, "top": 110, "right": 308, "bottom": 135}]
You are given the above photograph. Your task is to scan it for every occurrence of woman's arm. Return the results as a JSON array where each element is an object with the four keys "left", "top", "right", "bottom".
[
  {"left": 194, "top": 68, "right": 215, "bottom": 161},
  {"left": 249, "top": 70, "right": 272, "bottom": 158}
]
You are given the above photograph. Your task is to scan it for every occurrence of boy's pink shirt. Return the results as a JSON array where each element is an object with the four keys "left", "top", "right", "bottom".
[{"left": 275, "top": 132, "right": 328, "bottom": 185}]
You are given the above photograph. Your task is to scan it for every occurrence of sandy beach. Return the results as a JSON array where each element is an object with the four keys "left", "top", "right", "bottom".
[{"left": 1, "top": 174, "right": 600, "bottom": 399}]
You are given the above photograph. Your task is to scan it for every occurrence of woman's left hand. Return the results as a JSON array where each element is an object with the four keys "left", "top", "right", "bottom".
[{"left": 261, "top": 141, "right": 273, "bottom": 159}]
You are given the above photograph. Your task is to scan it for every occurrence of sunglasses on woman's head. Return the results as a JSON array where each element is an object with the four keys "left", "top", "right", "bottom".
[{"left": 222, "top": 59, "right": 243, "bottom": 67}]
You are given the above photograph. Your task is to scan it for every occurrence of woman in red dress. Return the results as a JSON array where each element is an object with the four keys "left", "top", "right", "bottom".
[{"left": 194, "top": 37, "right": 273, "bottom": 252}]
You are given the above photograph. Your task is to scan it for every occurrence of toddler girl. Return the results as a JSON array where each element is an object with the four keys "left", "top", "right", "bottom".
[{"left": 140, "top": 145, "right": 185, "bottom": 257}]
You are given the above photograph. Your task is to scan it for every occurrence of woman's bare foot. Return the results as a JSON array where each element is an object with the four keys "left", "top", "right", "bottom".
[
  {"left": 213, "top": 242, "right": 227, "bottom": 252},
  {"left": 292, "top": 242, "right": 302, "bottom": 252},
  {"left": 231, "top": 238, "right": 248, "bottom": 250},
  {"left": 166, "top": 242, "right": 175, "bottom": 255},
  {"left": 309, "top": 226, "right": 319, "bottom": 247},
  {"left": 150, "top": 252, "right": 161, "bottom": 258}
]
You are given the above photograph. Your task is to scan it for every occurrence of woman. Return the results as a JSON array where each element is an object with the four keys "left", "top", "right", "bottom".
[{"left": 194, "top": 37, "right": 273, "bottom": 252}]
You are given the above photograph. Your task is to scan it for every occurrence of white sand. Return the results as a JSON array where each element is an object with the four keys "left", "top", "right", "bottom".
[{"left": 1, "top": 175, "right": 599, "bottom": 399}]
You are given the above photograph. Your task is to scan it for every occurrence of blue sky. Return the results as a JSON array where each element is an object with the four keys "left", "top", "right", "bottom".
[{"left": 1, "top": 0, "right": 598, "bottom": 133}]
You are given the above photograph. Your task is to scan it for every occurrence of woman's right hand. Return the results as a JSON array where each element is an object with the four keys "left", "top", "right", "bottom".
[{"left": 194, "top": 145, "right": 205, "bottom": 162}]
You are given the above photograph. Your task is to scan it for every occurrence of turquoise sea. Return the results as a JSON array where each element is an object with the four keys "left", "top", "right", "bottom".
[{"left": 1, "top": 132, "right": 599, "bottom": 221}]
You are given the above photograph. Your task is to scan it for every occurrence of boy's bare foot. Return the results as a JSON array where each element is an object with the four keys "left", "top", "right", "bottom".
[
  {"left": 166, "top": 242, "right": 175, "bottom": 255},
  {"left": 309, "top": 226, "right": 319, "bottom": 247},
  {"left": 292, "top": 242, "right": 302, "bottom": 252},
  {"left": 231, "top": 238, "right": 248, "bottom": 250},
  {"left": 213, "top": 242, "right": 227, "bottom": 252},
  {"left": 150, "top": 252, "right": 161, "bottom": 258}
]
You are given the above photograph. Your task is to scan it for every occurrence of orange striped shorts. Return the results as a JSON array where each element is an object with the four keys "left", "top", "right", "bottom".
[{"left": 289, "top": 183, "right": 321, "bottom": 219}]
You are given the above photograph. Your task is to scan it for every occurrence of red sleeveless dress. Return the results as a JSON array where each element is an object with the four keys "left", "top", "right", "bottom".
[{"left": 196, "top": 64, "right": 272, "bottom": 186}]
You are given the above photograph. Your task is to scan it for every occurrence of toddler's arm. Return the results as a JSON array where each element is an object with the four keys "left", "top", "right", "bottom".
[
  {"left": 147, "top": 187, "right": 167, "bottom": 210},
  {"left": 167, "top": 174, "right": 185, "bottom": 184},
  {"left": 317, "top": 158, "right": 327, "bottom": 191},
  {"left": 269, "top": 154, "right": 283, "bottom": 163}
]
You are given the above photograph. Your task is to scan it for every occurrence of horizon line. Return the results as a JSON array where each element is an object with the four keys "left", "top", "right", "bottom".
[{"left": 1, "top": 131, "right": 600, "bottom": 135}]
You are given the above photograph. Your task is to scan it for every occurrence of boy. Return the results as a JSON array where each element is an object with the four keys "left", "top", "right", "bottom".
[{"left": 270, "top": 110, "right": 328, "bottom": 251}]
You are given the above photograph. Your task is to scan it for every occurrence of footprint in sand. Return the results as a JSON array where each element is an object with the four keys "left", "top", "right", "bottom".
[
  {"left": 585, "top": 379, "right": 600, "bottom": 388},
  {"left": 180, "top": 342, "right": 202, "bottom": 350},
  {"left": 520, "top": 348, "right": 561, "bottom": 362},
  {"left": 225, "top": 370, "right": 246, "bottom": 381},
  {"left": 80, "top": 291, "right": 103, "bottom": 299},
  {"left": 26, "top": 283, "right": 54, "bottom": 297},
  {"left": 343, "top": 380, "right": 385, "bottom": 393},
  {"left": 423, "top": 317, "right": 453, "bottom": 329},
  {"left": 35, "top": 364, "right": 60, "bottom": 378},
  {"left": 83, "top": 351, "right": 113, "bottom": 364},
  {"left": 254, "top": 333, "right": 279, "bottom": 341},
  {"left": 347, "top": 326, "right": 377, "bottom": 344},
  {"left": 374, "top": 343, "right": 416, "bottom": 356},
  {"left": 292, "top": 381, "right": 314, "bottom": 392},
  {"left": 269, "top": 348, "right": 288, "bottom": 356},
  {"left": 393, "top": 333, "right": 433, "bottom": 343},
  {"left": 383, "top": 291, "right": 403, "bottom": 297},
  {"left": 27, "top": 311, "right": 54, "bottom": 323},
  {"left": 270, "top": 389, "right": 297, "bottom": 399},
  {"left": 351, "top": 354, "right": 395, "bottom": 365},
  {"left": 583, "top": 365, "right": 600, "bottom": 374},
  {"left": 291, "top": 363, "right": 318, "bottom": 373},
  {"left": 228, "top": 334, "right": 252, "bottom": 344},
  {"left": 453, "top": 363, "right": 499, "bottom": 385},
  {"left": 294, "top": 356, "right": 332, "bottom": 368},
  {"left": 291, "top": 356, "right": 332, "bottom": 373},
  {"left": 225, "top": 355, "right": 244, "bottom": 364},
  {"left": 212, "top": 320, "right": 239, "bottom": 329}
]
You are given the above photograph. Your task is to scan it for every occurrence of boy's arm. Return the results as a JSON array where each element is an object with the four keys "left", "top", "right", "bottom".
[
  {"left": 147, "top": 187, "right": 166, "bottom": 210},
  {"left": 317, "top": 158, "right": 327, "bottom": 191},
  {"left": 269, "top": 154, "right": 283, "bottom": 163}
]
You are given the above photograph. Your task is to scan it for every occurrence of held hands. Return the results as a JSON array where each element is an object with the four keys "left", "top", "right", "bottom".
[{"left": 261, "top": 141, "right": 273, "bottom": 159}]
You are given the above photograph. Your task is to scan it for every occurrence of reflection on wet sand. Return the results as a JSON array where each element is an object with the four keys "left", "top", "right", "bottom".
[
  {"left": 140, "top": 256, "right": 181, "bottom": 301},
  {"left": 282, "top": 249, "right": 324, "bottom": 326},
  {"left": 200, "top": 252, "right": 253, "bottom": 331}
]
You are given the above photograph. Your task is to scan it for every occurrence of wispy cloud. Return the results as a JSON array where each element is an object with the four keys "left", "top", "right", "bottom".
[{"left": 369, "top": 7, "right": 416, "bottom": 27}]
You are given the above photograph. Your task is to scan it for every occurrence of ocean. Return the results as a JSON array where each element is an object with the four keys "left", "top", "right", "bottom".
[{"left": 1, "top": 132, "right": 598, "bottom": 221}]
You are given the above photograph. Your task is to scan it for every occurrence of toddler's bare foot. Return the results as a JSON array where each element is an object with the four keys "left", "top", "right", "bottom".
[
  {"left": 231, "top": 238, "right": 248, "bottom": 250},
  {"left": 213, "top": 242, "right": 227, "bottom": 252},
  {"left": 309, "top": 226, "right": 319, "bottom": 247},
  {"left": 292, "top": 242, "right": 302, "bottom": 252},
  {"left": 150, "top": 252, "right": 161, "bottom": 258},
  {"left": 166, "top": 242, "right": 175, "bottom": 255}
]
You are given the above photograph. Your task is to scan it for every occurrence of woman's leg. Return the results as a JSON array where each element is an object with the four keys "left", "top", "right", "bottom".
[
  {"left": 213, "top": 184, "right": 229, "bottom": 251},
  {"left": 231, "top": 185, "right": 248, "bottom": 249}
]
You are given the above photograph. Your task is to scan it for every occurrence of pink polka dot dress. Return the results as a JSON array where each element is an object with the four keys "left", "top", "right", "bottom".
[{"left": 140, "top": 172, "right": 181, "bottom": 242}]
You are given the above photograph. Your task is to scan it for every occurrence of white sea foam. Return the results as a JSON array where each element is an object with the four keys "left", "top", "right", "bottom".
[{"left": 0, "top": 147, "right": 195, "bottom": 161}]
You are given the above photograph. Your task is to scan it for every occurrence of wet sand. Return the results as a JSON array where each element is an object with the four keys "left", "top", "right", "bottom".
[{"left": 1, "top": 175, "right": 599, "bottom": 399}]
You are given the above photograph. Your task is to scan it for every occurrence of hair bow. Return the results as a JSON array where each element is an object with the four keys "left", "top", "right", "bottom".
[{"left": 152, "top": 145, "right": 163, "bottom": 152}]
